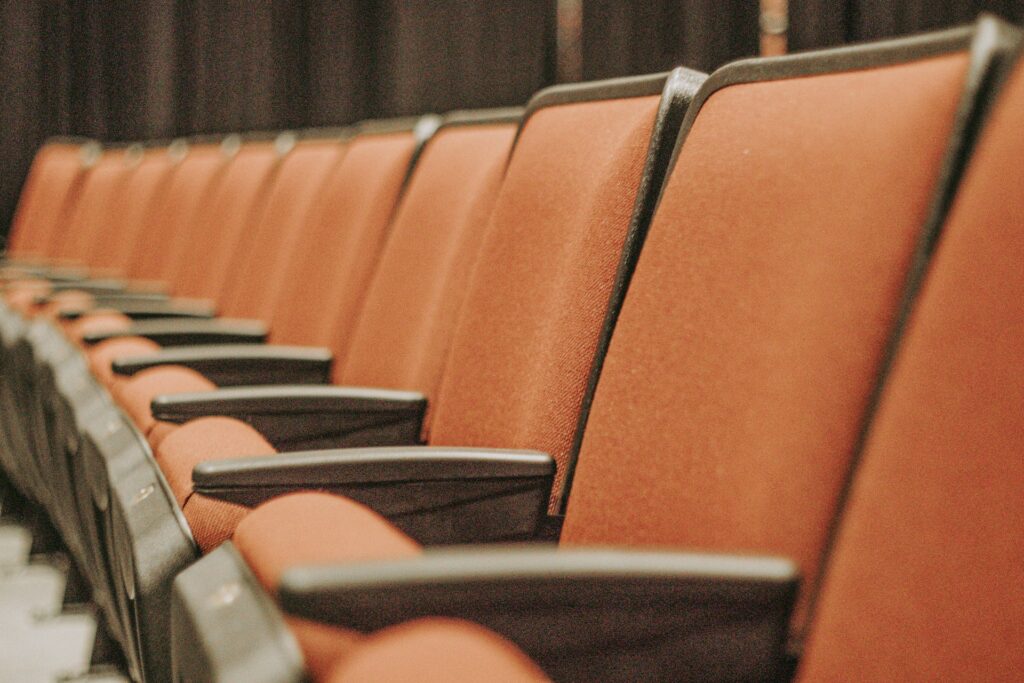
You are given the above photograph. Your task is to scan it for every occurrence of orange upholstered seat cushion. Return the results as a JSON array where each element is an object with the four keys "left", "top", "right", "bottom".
[
  {"left": 233, "top": 492, "right": 422, "bottom": 678},
  {"left": 325, "top": 619, "right": 550, "bottom": 683},
  {"left": 154, "top": 416, "right": 274, "bottom": 507},
  {"left": 3, "top": 278, "right": 53, "bottom": 314},
  {"left": 85, "top": 335, "right": 159, "bottom": 384},
  {"left": 111, "top": 365, "right": 217, "bottom": 445}
]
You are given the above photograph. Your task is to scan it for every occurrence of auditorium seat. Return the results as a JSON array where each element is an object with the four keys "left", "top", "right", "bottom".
[
  {"left": 139, "top": 69, "right": 702, "bottom": 557},
  {"left": 1, "top": 138, "right": 99, "bottom": 269},
  {"left": 128, "top": 110, "right": 519, "bottom": 548},
  {"left": 94, "top": 118, "right": 433, "bottom": 441},
  {"left": 2, "top": 145, "right": 140, "bottom": 314},
  {"left": 46, "top": 120, "right": 428, "bottom": 680},
  {"left": 1, "top": 141, "right": 226, "bottom": 498},
  {"left": 75, "top": 75, "right": 700, "bottom": 683},
  {"left": 74, "top": 135, "right": 289, "bottom": 379},
  {"left": 39, "top": 129, "right": 352, "bottom": 446},
  {"left": 34, "top": 140, "right": 228, "bottom": 328},
  {"left": 297, "top": 28, "right": 1024, "bottom": 683},
  {"left": 66, "top": 131, "right": 346, "bottom": 342},
  {"left": 165, "top": 18, "right": 1019, "bottom": 682},
  {"left": 796, "top": 36, "right": 1024, "bottom": 681},
  {"left": 29, "top": 136, "right": 287, "bottom": 530},
  {"left": 0, "top": 133, "right": 284, "bottom": 639}
]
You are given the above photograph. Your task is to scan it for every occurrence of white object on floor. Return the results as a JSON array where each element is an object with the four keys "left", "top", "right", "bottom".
[
  {"left": 0, "top": 561, "right": 67, "bottom": 623},
  {"left": 0, "top": 524, "right": 32, "bottom": 567},
  {"left": 0, "top": 609, "right": 97, "bottom": 682}
]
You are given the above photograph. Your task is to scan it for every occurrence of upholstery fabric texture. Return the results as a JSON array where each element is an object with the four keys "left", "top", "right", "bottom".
[
  {"left": 560, "top": 54, "right": 969, "bottom": 630},
  {"left": 428, "top": 95, "right": 661, "bottom": 508},
  {"left": 800, "top": 55, "right": 1024, "bottom": 681}
]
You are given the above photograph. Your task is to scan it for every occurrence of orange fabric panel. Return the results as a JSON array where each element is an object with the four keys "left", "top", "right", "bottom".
[
  {"left": 86, "top": 336, "right": 160, "bottom": 385},
  {"left": 147, "top": 420, "right": 180, "bottom": 449},
  {"left": 171, "top": 142, "right": 281, "bottom": 301},
  {"left": 217, "top": 140, "right": 344, "bottom": 321},
  {"left": 340, "top": 125, "right": 515, "bottom": 409},
  {"left": 268, "top": 132, "right": 416, "bottom": 354},
  {"left": 125, "top": 144, "right": 228, "bottom": 283},
  {"left": 155, "top": 416, "right": 276, "bottom": 508},
  {"left": 53, "top": 149, "right": 132, "bottom": 264},
  {"left": 81, "top": 149, "right": 174, "bottom": 272},
  {"left": 326, "top": 619, "right": 551, "bottom": 683},
  {"left": 111, "top": 365, "right": 217, "bottom": 443},
  {"left": 232, "top": 491, "right": 420, "bottom": 589},
  {"left": 181, "top": 493, "right": 251, "bottom": 554},
  {"left": 289, "top": 616, "right": 365, "bottom": 683},
  {"left": 233, "top": 492, "right": 422, "bottom": 679},
  {"left": 428, "top": 96, "right": 662, "bottom": 508},
  {"left": 561, "top": 53, "right": 970, "bottom": 629},
  {"left": 7, "top": 143, "right": 86, "bottom": 257},
  {"left": 800, "top": 58, "right": 1024, "bottom": 681}
]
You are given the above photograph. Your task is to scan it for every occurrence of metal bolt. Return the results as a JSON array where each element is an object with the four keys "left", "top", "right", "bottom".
[
  {"left": 208, "top": 582, "right": 241, "bottom": 608},
  {"left": 132, "top": 484, "right": 154, "bottom": 505}
]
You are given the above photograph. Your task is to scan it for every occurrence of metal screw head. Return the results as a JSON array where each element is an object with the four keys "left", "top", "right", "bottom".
[
  {"left": 131, "top": 484, "right": 154, "bottom": 505},
  {"left": 208, "top": 582, "right": 241, "bottom": 608}
]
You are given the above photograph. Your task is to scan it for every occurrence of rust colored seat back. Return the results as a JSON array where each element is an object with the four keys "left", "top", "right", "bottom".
[
  {"left": 428, "top": 71, "right": 702, "bottom": 509},
  {"left": 338, "top": 112, "right": 519, "bottom": 395},
  {"left": 800, "top": 44, "right": 1024, "bottom": 682},
  {"left": 560, "top": 21, "right": 1008, "bottom": 633},
  {"left": 6, "top": 140, "right": 96, "bottom": 259},
  {"left": 124, "top": 142, "right": 231, "bottom": 284},
  {"left": 170, "top": 139, "right": 284, "bottom": 301}
]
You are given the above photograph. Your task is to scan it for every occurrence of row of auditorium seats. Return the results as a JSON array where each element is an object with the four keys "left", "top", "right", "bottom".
[{"left": 0, "top": 15, "right": 1021, "bottom": 682}]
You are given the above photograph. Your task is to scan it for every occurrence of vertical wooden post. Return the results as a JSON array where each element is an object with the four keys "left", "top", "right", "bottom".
[
  {"left": 556, "top": 0, "right": 583, "bottom": 82},
  {"left": 760, "top": 0, "right": 789, "bottom": 56}
]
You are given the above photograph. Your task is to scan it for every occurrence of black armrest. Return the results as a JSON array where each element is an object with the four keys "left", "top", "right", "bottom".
[
  {"left": 152, "top": 385, "right": 426, "bottom": 450},
  {"left": 193, "top": 446, "right": 554, "bottom": 544},
  {"left": 57, "top": 298, "right": 216, "bottom": 321},
  {"left": 0, "top": 262, "right": 89, "bottom": 282},
  {"left": 111, "top": 345, "right": 332, "bottom": 386},
  {"left": 42, "top": 265, "right": 92, "bottom": 282},
  {"left": 46, "top": 278, "right": 131, "bottom": 295},
  {"left": 46, "top": 291, "right": 172, "bottom": 307},
  {"left": 80, "top": 318, "right": 268, "bottom": 346},
  {"left": 0, "top": 263, "right": 67, "bottom": 280},
  {"left": 280, "top": 548, "right": 799, "bottom": 682}
]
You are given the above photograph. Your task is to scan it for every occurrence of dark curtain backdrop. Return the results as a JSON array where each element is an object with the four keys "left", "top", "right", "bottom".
[
  {"left": 790, "top": 0, "right": 1024, "bottom": 49},
  {"left": 2, "top": 1, "right": 1022, "bottom": 237},
  {"left": 2, "top": 0, "right": 561, "bottom": 237}
]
